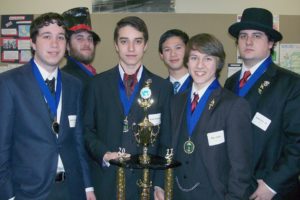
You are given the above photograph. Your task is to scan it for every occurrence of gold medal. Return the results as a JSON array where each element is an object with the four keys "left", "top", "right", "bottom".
[
  {"left": 123, "top": 117, "right": 129, "bottom": 133},
  {"left": 183, "top": 139, "right": 195, "bottom": 154}
]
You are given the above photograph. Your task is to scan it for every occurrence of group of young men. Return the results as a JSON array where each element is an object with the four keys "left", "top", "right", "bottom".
[{"left": 0, "top": 6, "right": 299, "bottom": 200}]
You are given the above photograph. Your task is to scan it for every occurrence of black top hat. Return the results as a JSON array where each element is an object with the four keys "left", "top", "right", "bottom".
[
  {"left": 62, "top": 7, "right": 100, "bottom": 43},
  {"left": 228, "top": 7, "right": 282, "bottom": 42}
]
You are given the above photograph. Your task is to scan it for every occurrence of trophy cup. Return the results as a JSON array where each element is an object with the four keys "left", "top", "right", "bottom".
[
  {"left": 132, "top": 79, "right": 159, "bottom": 165},
  {"left": 132, "top": 79, "right": 159, "bottom": 199},
  {"left": 110, "top": 79, "right": 181, "bottom": 200}
]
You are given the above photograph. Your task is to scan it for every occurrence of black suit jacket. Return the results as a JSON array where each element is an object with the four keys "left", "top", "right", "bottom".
[
  {"left": 84, "top": 65, "right": 172, "bottom": 200},
  {"left": 61, "top": 57, "right": 94, "bottom": 90},
  {"left": 171, "top": 87, "right": 253, "bottom": 200},
  {"left": 225, "top": 62, "right": 300, "bottom": 197},
  {"left": 0, "top": 63, "right": 92, "bottom": 200}
]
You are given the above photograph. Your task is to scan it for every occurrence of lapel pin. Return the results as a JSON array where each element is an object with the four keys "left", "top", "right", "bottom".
[
  {"left": 258, "top": 81, "right": 270, "bottom": 94},
  {"left": 208, "top": 99, "right": 215, "bottom": 110}
]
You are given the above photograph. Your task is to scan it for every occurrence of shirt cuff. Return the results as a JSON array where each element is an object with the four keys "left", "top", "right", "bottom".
[
  {"left": 8, "top": 197, "right": 15, "bottom": 200},
  {"left": 85, "top": 187, "right": 94, "bottom": 192},
  {"left": 265, "top": 182, "right": 277, "bottom": 194},
  {"left": 102, "top": 158, "right": 110, "bottom": 167}
]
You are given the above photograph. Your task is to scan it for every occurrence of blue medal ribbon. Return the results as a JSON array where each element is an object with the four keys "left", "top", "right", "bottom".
[
  {"left": 118, "top": 75, "right": 140, "bottom": 116},
  {"left": 237, "top": 56, "right": 272, "bottom": 97},
  {"left": 186, "top": 79, "right": 221, "bottom": 136},
  {"left": 31, "top": 59, "right": 62, "bottom": 119},
  {"left": 178, "top": 75, "right": 192, "bottom": 93},
  {"left": 67, "top": 56, "right": 94, "bottom": 77}
]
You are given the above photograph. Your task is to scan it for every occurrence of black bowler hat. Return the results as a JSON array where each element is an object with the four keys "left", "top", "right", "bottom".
[
  {"left": 62, "top": 7, "right": 100, "bottom": 43},
  {"left": 228, "top": 7, "right": 282, "bottom": 42}
]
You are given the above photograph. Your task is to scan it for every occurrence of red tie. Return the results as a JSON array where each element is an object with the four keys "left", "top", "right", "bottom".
[
  {"left": 239, "top": 71, "right": 251, "bottom": 88},
  {"left": 85, "top": 64, "right": 97, "bottom": 75},
  {"left": 123, "top": 73, "right": 137, "bottom": 97},
  {"left": 191, "top": 93, "right": 199, "bottom": 113}
]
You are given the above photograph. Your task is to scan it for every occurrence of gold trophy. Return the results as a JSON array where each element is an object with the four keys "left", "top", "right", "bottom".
[
  {"left": 132, "top": 79, "right": 159, "bottom": 199},
  {"left": 132, "top": 79, "right": 159, "bottom": 165},
  {"left": 110, "top": 79, "right": 181, "bottom": 200}
]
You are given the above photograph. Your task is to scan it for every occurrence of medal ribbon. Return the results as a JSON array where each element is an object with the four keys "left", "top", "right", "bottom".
[
  {"left": 186, "top": 79, "right": 221, "bottom": 136},
  {"left": 119, "top": 75, "right": 140, "bottom": 116},
  {"left": 236, "top": 56, "right": 272, "bottom": 97},
  {"left": 67, "top": 56, "right": 94, "bottom": 77},
  {"left": 178, "top": 75, "right": 192, "bottom": 93},
  {"left": 31, "top": 59, "right": 62, "bottom": 119}
]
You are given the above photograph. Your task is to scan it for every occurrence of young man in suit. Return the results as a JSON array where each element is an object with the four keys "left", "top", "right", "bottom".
[
  {"left": 62, "top": 7, "right": 100, "bottom": 88},
  {"left": 0, "top": 13, "right": 95, "bottom": 200},
  {"left": 225, "top": 7, "right": 300, "bottom": 200},
  {"left": 159, "top": 29, "right": 192, "bottom": 94},
  {"left": 155, "top": 33, "right": 253, "bottom": 200},
  {"left": 84, "top": 16, "right": 172, "bottom": 200}
]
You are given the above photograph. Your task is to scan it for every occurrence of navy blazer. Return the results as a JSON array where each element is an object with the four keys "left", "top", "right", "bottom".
[
  {"left": 171, "top": 87, "right": 253, "bottom": 199},
  {"left": 84, "top": 65, "right": 172, "bottom": 200},
  {"left": 225, "top": 62, "right": 300, "bottom": 196},
  {"left": 0, "top": 63, "right": 92, "bottom": 200}
]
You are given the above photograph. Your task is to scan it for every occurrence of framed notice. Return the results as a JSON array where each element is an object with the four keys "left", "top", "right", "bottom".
[{"left": 1, "top": 14, "right": 33, "bottom": 63}]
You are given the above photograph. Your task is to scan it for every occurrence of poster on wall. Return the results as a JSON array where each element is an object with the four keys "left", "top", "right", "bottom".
[
  {"left": 92, "top": 0, "right": 175, "bottom": 12},
  {"left": 1, "top": 15, "right": 33, "bottom": 64},
  {"left": 280, "top": 44, "right": 300, "bottom": 74}
]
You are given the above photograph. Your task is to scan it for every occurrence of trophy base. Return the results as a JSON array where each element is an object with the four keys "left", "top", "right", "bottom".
[{"left": 110, "top": 154, "right": 181, "bottom": 170}]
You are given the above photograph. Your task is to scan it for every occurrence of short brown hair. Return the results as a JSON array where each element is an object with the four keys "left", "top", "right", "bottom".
[
  {"left": 184, "top": 33, "right": 225, "bottom": 77},
  {"left": 113, "top": 16, "right": 148, "bottom": 44}
]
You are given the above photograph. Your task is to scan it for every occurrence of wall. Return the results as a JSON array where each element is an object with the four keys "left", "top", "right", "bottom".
[
  {"left": 0, "top": 1, "right": 299, "bottom": 84},
  {"left": 176, "top": 0, "right": 300, "bottom": 15},
  {"left": 1, "top": 0, "right": 300, "bottom": 15}
]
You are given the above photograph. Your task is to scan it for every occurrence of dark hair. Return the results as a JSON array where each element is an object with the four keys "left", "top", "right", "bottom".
[
  {"left": 158, "top": 29, "right": 189, "bottom": 54},
  {"left": 30, "top": 12, "right": 67, "bottom": 54},
  {"left": 184, "top": 33, "right": 225, "bottom": 77},
  {"left": 113, "top": 16, "right": 148, "bottom": 43}
]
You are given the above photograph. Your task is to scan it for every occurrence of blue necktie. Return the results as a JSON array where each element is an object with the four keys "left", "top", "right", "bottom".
[{"left": 173, "top": 81, "right": 180, "bottom": 94}]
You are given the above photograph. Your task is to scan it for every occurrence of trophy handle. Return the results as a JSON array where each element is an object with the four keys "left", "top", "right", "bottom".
[
  {"left": 132, "top": 123, "right": 141, "bottom": 144},
  {"left": 150, "top": 125, "right": 160, "bottom": 144}
]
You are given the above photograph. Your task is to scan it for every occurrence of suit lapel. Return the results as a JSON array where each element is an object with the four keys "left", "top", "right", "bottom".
[
  {"left": 25, "top": 64, "right": 54, "bottom": 126},
  {"left": 245, "top": 64, "right": 276, "bottom": 109},
  {"left": 195, "top": 88, "right": 222, "bottom": 165},
  {"left": 110, "top": 66, "right": 124, "bottom": 114},
  {"left": 172, "top": 92, "right": 189, "bottom": 149}
]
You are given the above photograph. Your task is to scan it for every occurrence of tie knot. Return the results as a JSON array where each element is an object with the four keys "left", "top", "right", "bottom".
[
  {"left": 124, "top": 73, "right": 136, "bottom": 82},
  {"left": 193, "top": 92, "right": 199, "bottom": 102},
  {"left": 242, "top": 71, "right": 251, "bottom": 80},
  {"left": 239, "top": 71, "right": 251, "bottom": 88},
  {"left": 173, "top": 81, "right": 181, "bottom": 94},
  {"left": 123, "top": 73, "right": 137, "bottom": 97},
  {"left": 45, "top": 78, "right": 55, "bottom": 94},
  {"left": 191, "top": 92, "right": 199, "bottom": 113}
]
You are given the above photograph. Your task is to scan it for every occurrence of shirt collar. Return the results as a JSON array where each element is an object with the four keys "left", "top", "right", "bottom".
[
  {"left": 34, "top": 59, "right": 58, "bottom": 81},
  {"left": 190, "top": 78, "right": 215, "bottom": 101},
  {"left": 240, "top": 56, "right": 268, "bottom": 79},
  {"left": 118, "top": 64, "right": 143, "bottom": 81},
  {"left": 169, "top": 73, "right": 190, "bottom": 85}
]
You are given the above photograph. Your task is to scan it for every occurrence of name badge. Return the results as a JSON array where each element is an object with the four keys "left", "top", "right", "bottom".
[
  {"left": 251, "top": 112, "right": 271, "bottom": 131},
  {"left": 148, "top": 113, "right": 161, "bottom": 126},
  {"left": 207, "top": 130, "right": 225, "bottom": 146},
  {"left": 68, "top": 115, "right": 77, "bottom": 128}
]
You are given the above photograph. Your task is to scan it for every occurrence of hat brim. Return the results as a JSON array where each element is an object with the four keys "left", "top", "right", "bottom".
[
  {"left": 67, "top": 29, "right": 101, "bottom": 43},
  {"left": 228, "top": 22, "right": 282, "bottom": 42}
]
